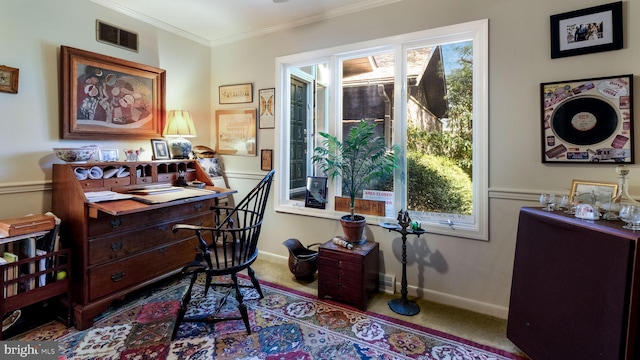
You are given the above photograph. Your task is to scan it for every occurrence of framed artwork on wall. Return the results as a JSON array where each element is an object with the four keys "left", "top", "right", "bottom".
[
  {"left": 259, "top": 88, "right": 275, "bottom": 129},
  {"left": 261, "top": 149, "right": 272, "bottom": 171},
  {"left": 219, "top": 83, "right": 253, "bottom": 104},
  {"left": 60, "top": 46, "right": 166, "bottom": 140},
  {"left": 0, "top": 65, "right": 19, "bottom": 94},
  {"left": 541, "top": 74, "right": 633, "bottom": 164},
  {"left": 550, "top": 1, "right": 623, "bottom": 59},
  {"left": 215, "top": 109, "right": 257, "bottom": 156}
]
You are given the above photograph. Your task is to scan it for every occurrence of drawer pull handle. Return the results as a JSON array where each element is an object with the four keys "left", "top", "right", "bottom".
[
  {"left": 111, "top": 272, "right": 125, "bottom": 282},
  {"left": 194, "top": 203, "right": 203, "bottom": 210},
  {"left": 110, "top": 242, "right": 123, "bottom": 252},
  {"left": 111, "top": 218, "right": 123, "bottom": 228}
]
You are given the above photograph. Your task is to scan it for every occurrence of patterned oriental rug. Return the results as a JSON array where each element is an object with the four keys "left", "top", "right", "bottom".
[{"left": 15, "top": 274, "right": 526, "bottom": 360}]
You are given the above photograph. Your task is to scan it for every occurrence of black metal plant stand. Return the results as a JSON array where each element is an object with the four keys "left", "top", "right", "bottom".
[{"left": 380, "top": 210, "right": 425, "bottom": 316}]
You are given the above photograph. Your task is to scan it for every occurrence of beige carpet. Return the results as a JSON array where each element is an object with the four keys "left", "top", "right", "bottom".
[{"left": 251, "top": 257, "right": 527, "bottom": 358}]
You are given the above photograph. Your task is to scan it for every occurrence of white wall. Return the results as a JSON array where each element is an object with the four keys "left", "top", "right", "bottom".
[
  {"left": 210, "top": 0, "right": 640, "bottom": 318},
  {"left": 2, "top": 0, "right": 638, "bottom": 318},
  {"left": 0, "top": 0, "right": 211, "bottom": 215}
]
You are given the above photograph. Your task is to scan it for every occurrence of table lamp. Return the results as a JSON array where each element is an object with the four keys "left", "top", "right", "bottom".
[{"left": 163, "top": 110, "right": 197, "bottom": 159}]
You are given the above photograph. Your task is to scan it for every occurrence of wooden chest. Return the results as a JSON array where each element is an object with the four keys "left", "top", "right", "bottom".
[{"left": 318, "top": 240, "right": 379, "bottom": 310}]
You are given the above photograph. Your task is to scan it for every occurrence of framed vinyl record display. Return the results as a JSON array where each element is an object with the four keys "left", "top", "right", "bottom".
[{"left": 541, "top": 74, "right": 634, "bottom": 164}]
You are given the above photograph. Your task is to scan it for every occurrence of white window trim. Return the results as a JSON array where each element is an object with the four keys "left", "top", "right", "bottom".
[{"left": 274, "top": 19, "right": 489, "bottom": 240}]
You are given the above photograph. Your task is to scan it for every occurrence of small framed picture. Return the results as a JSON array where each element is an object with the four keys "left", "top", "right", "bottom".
[
  {"left": 150, "top": 138, "right": 171, "bottom": 160},
  {"left": 219, "top": 83, "right": 253, "bottom": 104},
  {"left": 261, "top": 149, "right": 273, "bottom": 171},
  {"left": 305, "top": 176, "right": 327, "bottom": 209},
  {"left": 550, "top": 1, "right": 623, "bottom": 59},
  {"left": 570, "top": 179, "right": 618, "bottom": 204},
  {"left": 0, "top": 65, "right": 19, "bottom": 94},
  {"left": 99, "top": 149, "right": 119, "bottom": 162},
  {"left": 259, "top": 88, "right": 275, "bottom": 129}
]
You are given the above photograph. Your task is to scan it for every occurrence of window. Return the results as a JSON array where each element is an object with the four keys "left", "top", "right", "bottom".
[{"left": 275, "top": 20, "right": 488, "bottom": 240}]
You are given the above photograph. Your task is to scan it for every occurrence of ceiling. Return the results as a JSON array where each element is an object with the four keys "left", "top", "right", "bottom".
[{"left": 91, "top": 0, "right": 402, "bottom": 46}]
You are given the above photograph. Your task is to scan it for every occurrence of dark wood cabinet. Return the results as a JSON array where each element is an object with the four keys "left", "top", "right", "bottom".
[
  {"left": 52, "top": 160, "right": 234, "bottom": 329},
  {"left": 508, "top": 207, "right": 640, "bottom": 360},
  {"left": 318, "top": 240, "right": 379, "bottom": 310}
]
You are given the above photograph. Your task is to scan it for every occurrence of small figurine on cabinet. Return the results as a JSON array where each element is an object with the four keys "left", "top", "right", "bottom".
[
  {"left": 176, "top": 171, "right": 188, "bottom": 186},
  {"left": 124, "top": 147, "right": 145, "bottom": 161}
]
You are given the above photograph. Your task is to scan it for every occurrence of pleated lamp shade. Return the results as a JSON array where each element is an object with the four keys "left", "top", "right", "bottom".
[{"left": 163, "top": 110, "right": 197, "bottom": 159}]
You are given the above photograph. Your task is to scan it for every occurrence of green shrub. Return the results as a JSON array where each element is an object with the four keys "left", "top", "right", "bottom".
[{"left": 406, "top": 151, "right": 472, "bottom": 214}]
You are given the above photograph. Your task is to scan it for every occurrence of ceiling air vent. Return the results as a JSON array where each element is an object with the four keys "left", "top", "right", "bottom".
[{"left": 96, "top": 20, "right": 138, "bottom": 52}]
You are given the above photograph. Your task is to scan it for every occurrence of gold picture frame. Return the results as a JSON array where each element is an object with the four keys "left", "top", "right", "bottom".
[
  {"left": 0, "top": 65, "right": 19, "bottom": 94},
  {"left": 219, "top": 83, "right": 253, "bottom": 104},
  {"left": 570, "top": 179, "right": 618, "bottom": 204},
  {"left": 60, "top": 46, "right": 166, "bottom": 140},
  {"left": 215, "top": 109, "right": 257, "bottom": 156}
]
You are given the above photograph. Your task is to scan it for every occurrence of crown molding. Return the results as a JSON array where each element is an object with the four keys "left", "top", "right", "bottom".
[{"left": 91, "top": 0, "right": 403, "bottom": 47}]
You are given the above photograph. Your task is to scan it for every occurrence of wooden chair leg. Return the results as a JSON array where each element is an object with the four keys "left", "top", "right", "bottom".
[
  {"left": 204, "top": 272, "right": 212, "bottom": 296},
  {"left": 231, "top": 273, "right": 251, "bottom": 334},
  {"left": 172, "top": 271, "right": 199, "bottom": 340},
  {"left": 247, "top": 266, "right": 264, "bottom": 298}
]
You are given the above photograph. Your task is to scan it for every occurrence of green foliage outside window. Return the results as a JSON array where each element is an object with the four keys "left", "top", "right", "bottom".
[{"left": 405, "top": 43, "right": 473, "bottom": 214}]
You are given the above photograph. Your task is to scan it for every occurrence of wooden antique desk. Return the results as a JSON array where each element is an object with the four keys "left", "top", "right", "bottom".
[
  {"left": 508, "top": 207, "right": 640, "bottom": 360},
  {"left": 318, "top": 239, "right": 379, "bottom": 310},
  {"left": 52, "top": 160, "right": 235, "bottom": 329}
]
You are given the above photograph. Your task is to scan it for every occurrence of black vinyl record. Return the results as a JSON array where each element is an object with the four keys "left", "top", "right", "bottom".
[{"left": 551, "top": 96, "right": 619, "bottom": 146}]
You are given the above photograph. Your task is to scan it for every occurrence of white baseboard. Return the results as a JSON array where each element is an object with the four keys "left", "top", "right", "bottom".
[{"left": 258, "top": 251, "right": 508, "bottom": 319}]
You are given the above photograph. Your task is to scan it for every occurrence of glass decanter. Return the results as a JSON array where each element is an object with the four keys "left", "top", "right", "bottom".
[{"left": 602, "top": 165, "right": 640, "bottom": 220}]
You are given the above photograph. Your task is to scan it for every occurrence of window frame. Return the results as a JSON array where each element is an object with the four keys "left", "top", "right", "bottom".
[{"left": 275, "top": 19, "right": 489, "bottom": 240}]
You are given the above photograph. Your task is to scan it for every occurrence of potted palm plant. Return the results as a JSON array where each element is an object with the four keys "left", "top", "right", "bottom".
[{"left": 312, "top": 120, "right": 399, "bottom": 243}]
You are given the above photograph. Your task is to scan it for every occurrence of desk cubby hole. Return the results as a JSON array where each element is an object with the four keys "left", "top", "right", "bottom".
[{"left": 135, "top": 164, "right": 154, "bottom": 184}]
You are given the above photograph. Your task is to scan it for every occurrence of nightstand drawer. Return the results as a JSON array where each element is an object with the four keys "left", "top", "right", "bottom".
[{"left": 318, "top": 258, "right": 362, "bottom": 274}]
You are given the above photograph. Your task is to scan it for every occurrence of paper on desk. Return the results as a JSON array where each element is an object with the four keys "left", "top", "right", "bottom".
[{"left": 85, "top": 191, "right": 134, "bottom": 203}]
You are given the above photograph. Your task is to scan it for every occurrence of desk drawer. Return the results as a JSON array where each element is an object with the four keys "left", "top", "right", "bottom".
[
  {"left": 104, "top": 177, "right": 131, "bottom": 187},
  {"left": 88, "top": 214, "right": 212, "bottom": 266},
  {"left": 88, "top": 238, "right": 195, "bottom": 301},
  {"left": 79, "top": 179, "right": 104, "bottom": 190},
  {"left": 88, "top": 200, "right": 215, "bottom": 236}
]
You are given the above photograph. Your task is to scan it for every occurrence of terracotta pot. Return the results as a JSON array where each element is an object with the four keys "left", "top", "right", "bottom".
[{"left": 340, "top": 214, "right": 366, "bottom": 243}]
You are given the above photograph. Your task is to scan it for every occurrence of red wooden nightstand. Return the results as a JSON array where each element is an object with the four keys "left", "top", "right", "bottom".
[{"left": 317, "top": 239, "right": 379, "bottom": 310}]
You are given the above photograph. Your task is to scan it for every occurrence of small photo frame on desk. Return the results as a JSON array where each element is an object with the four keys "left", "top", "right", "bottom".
[
  {"left": 99, "top": 149, "right": 119, "bottom": 162},
  {"left": 150, "top": 138, "right": 171, "bottom": 160},
  {"left": 305, "top": 176, "right": 327, "bottom": 209},
  {"left": 569, "top": 179, "right": 618, "bottom": 204}
]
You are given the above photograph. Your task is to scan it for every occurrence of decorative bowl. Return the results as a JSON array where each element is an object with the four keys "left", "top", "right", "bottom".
[
  {"left": 53, "top": 147, "right": 98, "bottom": 163},
  {"left": 619, "top": 205, "right": 640, "bottom": 230}
]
